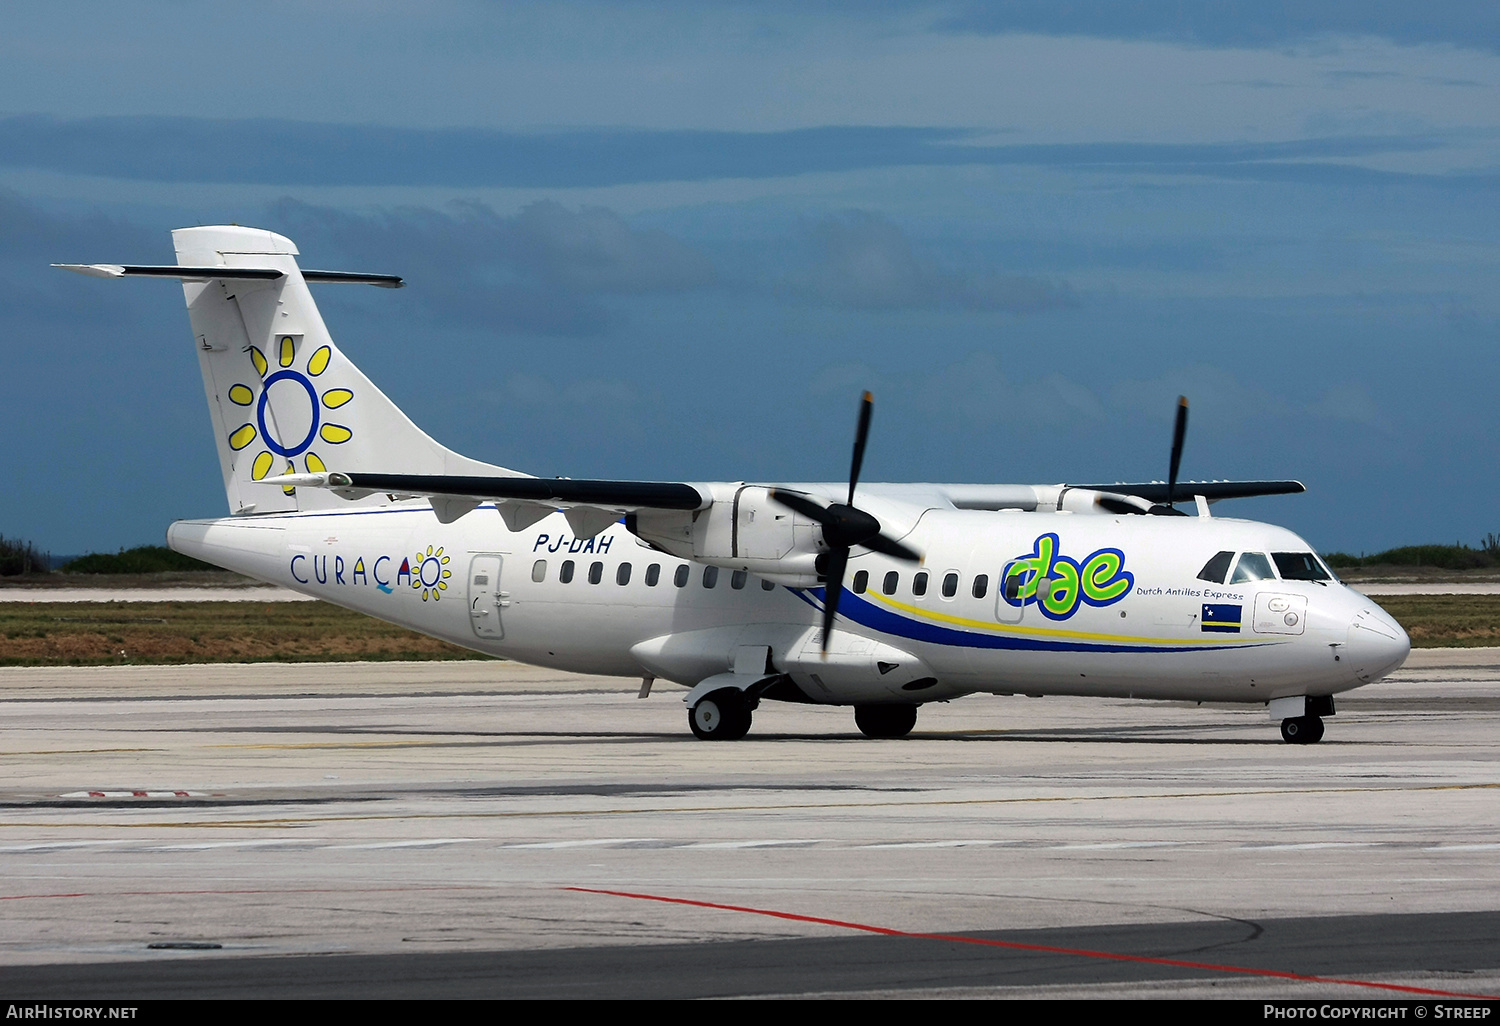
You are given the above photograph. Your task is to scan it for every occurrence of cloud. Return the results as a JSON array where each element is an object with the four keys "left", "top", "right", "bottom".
[
  {"left": 798, "top": 210, "right": 1075, "bottom": 313},
  {"left": 1108, "top": 366, "right": 1391, "bottom": 433},
  {"left": 936, "top": 1, "right": 1500, "bottom": 54},
  {"left": 0, "top": 114, "right": 1467, "bottom": 189},
  {"left": 269, "top": 198, "right": 715, "bottom": 336}
]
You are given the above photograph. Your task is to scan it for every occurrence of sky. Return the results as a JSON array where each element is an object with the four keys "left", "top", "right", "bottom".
[{"left": 2, "top": 2, "right": 1497, "bottom": 556}]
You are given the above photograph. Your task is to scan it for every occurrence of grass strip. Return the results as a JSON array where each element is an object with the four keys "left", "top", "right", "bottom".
[
  {"left": 0, "top": 595, "right": 1494, "bottom": 666},
  {"left": 0, "top": 601, "right": 486, "bottom": 665}
]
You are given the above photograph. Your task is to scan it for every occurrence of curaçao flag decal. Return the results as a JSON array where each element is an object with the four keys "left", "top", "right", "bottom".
[{"left": 1202, "top": 603, "right": 1243, "bottom": 633}]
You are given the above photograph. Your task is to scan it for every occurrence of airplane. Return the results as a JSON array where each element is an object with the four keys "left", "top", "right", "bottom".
[{"left": 56, "top": 225, "right": 1411, "bottom": 744}]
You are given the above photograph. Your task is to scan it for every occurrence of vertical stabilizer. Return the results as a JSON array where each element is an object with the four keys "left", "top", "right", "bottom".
[{"left": 172, "top": 226, "right": 519, "bottom": 514}]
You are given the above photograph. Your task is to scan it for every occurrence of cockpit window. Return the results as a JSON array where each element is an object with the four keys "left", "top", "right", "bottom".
[
  {"left": 1229, "top": 552, "right": 1276, "bottom": 584},
  {"left": 1197, "top": 551, "right": 1234, "bottom": 584},
  {"left": 1273, "top": 552, "right": 1332, "bottom": 582}
]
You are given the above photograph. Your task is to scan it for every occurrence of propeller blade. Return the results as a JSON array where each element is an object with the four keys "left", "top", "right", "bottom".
[
  {"left": 863, "top": 532, "right": 922, "bottom": 562},
  {"left": 820, "top": 547, "right": 849, "bottom": 654},
  {"left": 1099, "top": 496, "right": 1148, "bottom": 516},
  {"left": 768, "top": 488, "right": 832, "bottom": 524},
  {"left": 847, "top": 391, "right": 873, "bottom": 506},
  {"left": 1166, "top": 395, "right": 1188, "bottom": 508}
]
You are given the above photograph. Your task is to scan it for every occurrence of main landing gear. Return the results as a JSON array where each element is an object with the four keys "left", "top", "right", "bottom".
[
  {"left": 1280, "top": 716, "right": 1325, "bottom": 744},
  {"left": 688, "top": 688, "right": 753, "bottom": 741},
  {"left": 854, "top": 703, "right": 918, "bottom": 739}
]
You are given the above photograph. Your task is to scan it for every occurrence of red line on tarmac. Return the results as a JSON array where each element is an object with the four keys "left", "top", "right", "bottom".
[{"left": 564, "top": 886, "right": 1499, "bottom": 1000}]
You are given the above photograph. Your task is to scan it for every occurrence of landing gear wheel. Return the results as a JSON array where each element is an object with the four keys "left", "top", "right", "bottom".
[
  {"left": 689, "top": 688, "right": 752, "bottom": 740},
  {"left": 1280, "top": 716, "right": 1325, "bottom": 744},
  {"left": 854, "top": 703, "right": 918, "bottom": 739}
]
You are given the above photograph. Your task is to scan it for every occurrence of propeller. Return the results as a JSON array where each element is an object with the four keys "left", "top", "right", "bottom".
[
  {"left": 769, "top": 392, "right": 922, "bottom": 652},
  {"left": 1150, "top": 395, "right": 1191, "bottom": 516}
]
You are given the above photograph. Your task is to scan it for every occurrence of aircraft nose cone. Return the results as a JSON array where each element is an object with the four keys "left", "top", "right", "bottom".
[{"left": 1345, "top": 605, "right": 1411, "bottom": 684}]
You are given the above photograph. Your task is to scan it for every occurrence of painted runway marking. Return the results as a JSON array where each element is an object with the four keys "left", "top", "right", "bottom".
[
  {"left": 859, "top": 840, "right": 1023, "bottom": 849},
  {"left": 326, "top": 838, "right": 478, "bottom": 850},
  {"left": 0, "top": 885, "right": 494, "bottom": 902},
  {"left": 0, "top": 836, "right": 1494, "bottom": 855},
  {"left": 681, "top": 840, "right": 822, "bottom": 849},
  {"left": 565, "top": 886, "right": 1500, "bottom": 1000},
  {"left": 504, "top": 838, "right": 652, "bottom": 849},
  {"left": 1241, "top": 842, "right": 1377, "bottom": 851},
  {"left": 7, "top": 780, "right": 1498, "bottom": 830},
  {"left": 1058, "top": 841, "right": 1195, "bottom": 850},
  {"left": 60, "top": 790, "right": 204, "bottom": 798}
]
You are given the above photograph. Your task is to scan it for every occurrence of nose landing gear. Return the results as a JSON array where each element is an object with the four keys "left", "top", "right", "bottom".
[
  {"left": 854, "top": 703, "right": 918, "bottom": 739},
  {"left": 1280, "top": 716, "right": 1325, "bottom": 744}
]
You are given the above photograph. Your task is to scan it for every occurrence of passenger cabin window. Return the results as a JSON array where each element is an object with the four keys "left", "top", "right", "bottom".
[
  {"left": 1197, "top": 551, "right": 1234, "bottom": 584},
  {"left": 531, "top": 560, "right": 547, "bottom": 583},
  {"left": 702, "top": 566, "right": 718, "bottom": 588},
  {"left": 645, "top": 563, "right": 661, "bottom": 587},
  {"left": 912, "top": 571, "right": 929, "bottom": 597},
  {"left": 674, "top": 565, "right": 689, "bottom": 588},
  {"left": 588, "top": 561, "right": 604, "bottom": 585},
  {"left": 972, "top": 574, "right": 989, "bottom": 599},
  {"left": 852, "top": 570, "right": 868, "bottom": 594},
  {"left": 882, "top": 571, "right": 899, "bottom": 595},
  {"left": 1273, "top": 552, "right": 1332, "bottom": 582},
  {"left": 1229, "top": 552, "right": 1275, "bottom": 584},
  {"left": 731, "top": 570, "right": 747, "bottom": 590},
  {"left": 616, "top": 563, "right": 631, "bottom": 586},
  {"left": 761, "top": 578, "right": 775, "bottom": 591},
  {"left": 941, "top": 572, "right": 959, "bottom": 598},
  {"left": 559, "top": 560, "right": 575, "bottom": 584}
]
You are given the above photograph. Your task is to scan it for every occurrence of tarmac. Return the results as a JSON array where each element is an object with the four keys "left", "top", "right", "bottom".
[{"left": 0, "top": 649, "right": 1497, "bottom": 998}]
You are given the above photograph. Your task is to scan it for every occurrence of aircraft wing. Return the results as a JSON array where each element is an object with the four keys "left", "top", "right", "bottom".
[
  {"left": 270, "top": 471, "right": 708, "bottom": 534},
  {"left": 1069, "top": 480, "right": 1306, "bottom": 502},
  {"left": 305, "top": 472, "right": 705, "bottom": 509}
]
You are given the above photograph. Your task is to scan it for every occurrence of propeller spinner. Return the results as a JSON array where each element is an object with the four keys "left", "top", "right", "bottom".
[{"left": 768, "top": 392, "right": 921, "bottom": 653}]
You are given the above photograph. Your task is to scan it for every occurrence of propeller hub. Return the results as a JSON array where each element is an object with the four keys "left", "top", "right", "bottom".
[{"left": 820, "top": 503, "right": 882, "bottom": 550}]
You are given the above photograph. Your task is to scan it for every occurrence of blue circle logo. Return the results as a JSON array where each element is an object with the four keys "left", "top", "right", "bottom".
[{"left": 256, "top": 370, "right": 320, "bottom": 457}]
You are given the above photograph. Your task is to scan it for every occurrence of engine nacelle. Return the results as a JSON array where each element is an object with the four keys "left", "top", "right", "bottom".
[
  {"left": 631, "top": 483, "right": 827, "bottom": 586},
  {"left": 1055, "top": 486, "right": 1154, "bottom": 515}
]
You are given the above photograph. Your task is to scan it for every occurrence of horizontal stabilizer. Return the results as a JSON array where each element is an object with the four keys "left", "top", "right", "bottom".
[
  {"left": 263, "top": 472, "right": 708, "bottom": 511},
  {"left": 54, "top": 264, "right": 404, "bottom": 287},
  {"left": 1071, "top": 480, "right": 1305, "bottom": 503}
]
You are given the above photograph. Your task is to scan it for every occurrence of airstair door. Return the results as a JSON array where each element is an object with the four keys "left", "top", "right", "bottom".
[
  {"left": 468, "top": 555, "right": 505, "bottom": 640},
  {"left": 995, "top": 558, "right": 1028, "bottom": 625}
]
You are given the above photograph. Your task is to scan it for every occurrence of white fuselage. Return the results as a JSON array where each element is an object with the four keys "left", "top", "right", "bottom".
[{"left": 168, "top": 496, "right": 1410, "bottom": 709}]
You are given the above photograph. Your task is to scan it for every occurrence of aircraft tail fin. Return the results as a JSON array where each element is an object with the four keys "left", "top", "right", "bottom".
[{"left": 158, "top": 225, "right": 519, "bottom": 515}]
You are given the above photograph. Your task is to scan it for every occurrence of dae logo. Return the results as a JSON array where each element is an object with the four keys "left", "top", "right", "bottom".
[
  {"left": 225, "top": 335, "right": 355, "bottom": 495},
  {"left": 1002, "top": 533, "right": 1133, "bottom": 620}
]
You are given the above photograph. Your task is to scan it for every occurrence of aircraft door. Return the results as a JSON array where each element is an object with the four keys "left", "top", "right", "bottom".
[
  {"left": 996, "top": 557, "right": 1027, "bottom": 625},
  {"left": 468, "top": 554, "right": 505, "bottom": 640}
]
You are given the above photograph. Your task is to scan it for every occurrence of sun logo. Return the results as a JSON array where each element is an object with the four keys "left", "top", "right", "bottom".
[
  {"left": 224, "top": 335, "right": 355, "bottom": 495},
  {"left": 411, "top": 545, "right": 452, "bottom": 601}
]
